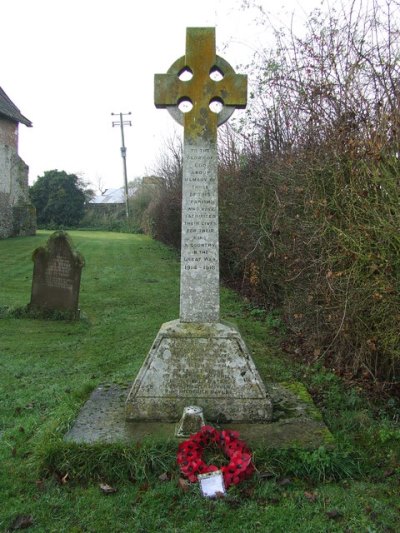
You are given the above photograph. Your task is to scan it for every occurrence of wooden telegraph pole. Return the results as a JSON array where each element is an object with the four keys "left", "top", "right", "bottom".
[{"left": 111, "top": 112, "right": 132, "bottom": 218}]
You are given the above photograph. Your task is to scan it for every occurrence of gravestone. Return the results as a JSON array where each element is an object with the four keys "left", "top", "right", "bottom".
[
  {"left": 29, "top": 231, "right": 84, "bottom": 318},
  {"left": 126, "top": 28, "right": 272, "bottom": 422}
]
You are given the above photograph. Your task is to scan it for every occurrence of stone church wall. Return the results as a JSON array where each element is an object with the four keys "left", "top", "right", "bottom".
[{"left": 0, "top": 117, "right": 36, "bottom": 238}]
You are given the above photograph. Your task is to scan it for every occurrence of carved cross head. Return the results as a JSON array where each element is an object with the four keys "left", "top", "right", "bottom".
[{"left": 154, "top": 27, "right": 247, "bottom": 142}]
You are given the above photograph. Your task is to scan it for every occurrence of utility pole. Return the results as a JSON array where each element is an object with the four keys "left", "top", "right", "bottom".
[{"left": 111, "top": 112, "right": 132, "bottom": 218}]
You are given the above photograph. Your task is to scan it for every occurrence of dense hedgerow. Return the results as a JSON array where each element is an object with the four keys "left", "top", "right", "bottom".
[{"left": 134, "top": 1, "right": 400, "bottom": 380}]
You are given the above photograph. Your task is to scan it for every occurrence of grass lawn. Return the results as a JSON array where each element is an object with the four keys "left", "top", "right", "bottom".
[{"left": 0, "top": 230, "right": 399, "bottom": 532}]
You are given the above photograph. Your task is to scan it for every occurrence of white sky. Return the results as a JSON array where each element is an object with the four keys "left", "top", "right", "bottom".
[{"left": 1, "top": 0, "right": 324, "bottom": 191}]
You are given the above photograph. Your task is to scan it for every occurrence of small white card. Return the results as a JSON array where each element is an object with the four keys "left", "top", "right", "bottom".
[{"left": 198, "top": 470, "right": 226, "bottom": 498}]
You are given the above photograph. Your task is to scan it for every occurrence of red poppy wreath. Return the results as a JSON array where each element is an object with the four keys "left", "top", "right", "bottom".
[{"left": 177, "top": 425, "right": 255, "bottom": 488}]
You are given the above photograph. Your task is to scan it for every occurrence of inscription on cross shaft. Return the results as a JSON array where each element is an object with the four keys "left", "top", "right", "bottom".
[{"left": 155, "top": 27, "right": 247, "bottom": 322}]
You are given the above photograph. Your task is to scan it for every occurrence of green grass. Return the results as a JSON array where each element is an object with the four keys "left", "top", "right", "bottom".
[{"left": 1, "top": 230, "right": 399, "bottom": 532}]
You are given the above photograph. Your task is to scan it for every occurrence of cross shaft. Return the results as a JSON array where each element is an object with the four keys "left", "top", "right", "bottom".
[{"left": 154, "top": 28, "right": 247, "bottom": 322}]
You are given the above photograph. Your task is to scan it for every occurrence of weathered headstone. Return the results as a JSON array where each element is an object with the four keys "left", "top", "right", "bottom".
[
  {"left": 29, "top": 231, "right": 84, "bottom": 318},
  {"left": 126, "top": 28, "right": 272, "bottom": 422}
]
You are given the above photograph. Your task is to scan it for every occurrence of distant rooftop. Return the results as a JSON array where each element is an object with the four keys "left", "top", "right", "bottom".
[
  {"left": 90, "top": 187, "right": 125, "bottom": 204},
  {"left": 0, "top": 87, "right": 32, "bottom": 127}
]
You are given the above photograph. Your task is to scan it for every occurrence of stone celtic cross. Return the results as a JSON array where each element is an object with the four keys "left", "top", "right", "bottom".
[
  {"left": 126, "top": 31, "right": 271, "bottom": 422},
  {"left": 155, "top": 27, "right": 247, "bottom": 322}
]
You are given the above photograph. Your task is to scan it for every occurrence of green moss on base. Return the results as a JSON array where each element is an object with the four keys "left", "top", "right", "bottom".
[{"left": 281, "top": 381, "right": 324, "bottom": 421}]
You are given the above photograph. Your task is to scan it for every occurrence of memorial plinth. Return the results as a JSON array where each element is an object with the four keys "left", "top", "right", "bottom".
[
  {"left": 126, "top": 320, "right": 272, "bottom": 422},
  {"left": 126, "top": 28, "right": 273, "bottom": 423}
]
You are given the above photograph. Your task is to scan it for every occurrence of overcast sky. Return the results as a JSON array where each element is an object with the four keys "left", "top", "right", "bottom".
[{"left": 2, "top": 0, "right": 325, "bottom": 191}]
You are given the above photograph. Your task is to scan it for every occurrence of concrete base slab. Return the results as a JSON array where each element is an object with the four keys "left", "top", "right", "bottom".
[{"left": 65, "top": 382, "right": 333, "bottom": 449}]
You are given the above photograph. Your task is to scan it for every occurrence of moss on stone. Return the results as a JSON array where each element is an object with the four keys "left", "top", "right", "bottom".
[
  {"left": 32, "top": 231, "right": 85, "bottom": 266},
  {"left": 281, "top": 381, "right": 323, "bottom": 421}
]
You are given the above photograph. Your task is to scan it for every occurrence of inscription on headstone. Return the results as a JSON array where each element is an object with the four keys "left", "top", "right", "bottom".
[
  {"left": 126, "top": 28, "right": 272, "bottom": 422},
  {"left": 29, "top": 231, "right": 84, "bottom": 318}
]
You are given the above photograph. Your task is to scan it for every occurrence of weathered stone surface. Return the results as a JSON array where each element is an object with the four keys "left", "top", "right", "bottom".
[
  {"left": 29, "top": 231, "right": 84, "bottom": 318},
  {"left": 154, "top": 27, "right": 246, "bottom": 323},
  {"left": 180, "top": 139, "right": 219, "bottom": 322},
  {"left": 125, "top": 28, "right": 271, "bottom": 424},
  {"left": 0, "top": 104, "right": 36, "bottom": 239},
  {"left": 126, "top": 320, "right": 272, "bottom": 422},
  {"left": 66, "top": 382, "right": 333, "bottom": 449},
  {"left": 0, "top": 192, "right": 13, "bottom": 239}
]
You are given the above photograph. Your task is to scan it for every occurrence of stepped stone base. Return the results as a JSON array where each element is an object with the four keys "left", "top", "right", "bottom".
[
  {"left": 64, "top": 382, "right": 333, "bottom": 449},
  {"left": 125, "top": 320, "right": 273, "bottom": 422}
]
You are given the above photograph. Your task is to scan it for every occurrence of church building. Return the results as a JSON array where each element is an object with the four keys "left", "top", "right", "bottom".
[{"left": 0, "top": 86, "right": 36, "bottom": 238}]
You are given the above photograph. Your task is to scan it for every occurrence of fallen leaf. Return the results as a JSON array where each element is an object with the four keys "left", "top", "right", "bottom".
[
  {"left": 8, "top": 514, "right": 34, "bottom": 530},
  {"left": 138, "top": 482, "right": 149, "bottom": 493},
  {"left": 35, "top": 480, "right": 45, "bottom": 491},
  {"left": 99, "top": 483, "right": 117, "bottom": 494},
  {"left": 277, "top": 477, "right": 291, "bottom": 487},
  {"left": 326, "top": 509, "right": 343, "bottom": 520},
  {"left": 61, "top": 473, "right": 69, "bottom": 485},
  {"left": 304, "top": 491, "right": 317, "bottom": 503},
  {"left": 241, "top": 486, "right": 255, "bottom": 499},
  {"left": 178, "top": 477, "right": 189, "bottom": 492},
  {"left": 158, "top": 472, "right": 171, "bottom": 482},
  {"left": 383, "top": 468, "right": 395, "bottom": 478}
]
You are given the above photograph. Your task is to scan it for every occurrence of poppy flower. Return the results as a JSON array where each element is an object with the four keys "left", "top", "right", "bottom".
[{"left": 177, "top": 426, "right": 254, "bottom": 488}]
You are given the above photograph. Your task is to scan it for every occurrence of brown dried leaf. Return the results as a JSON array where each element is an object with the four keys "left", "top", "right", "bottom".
[
  {"left": 178, "top": 477, "right": 189, "bottom": 492},
  {"left": 8, "top": 514, "right": 34, "bottom": 530},
  {"left": 139, "top": 482, "right": 150, "bottom": 493},
  {"left": 99, "top": 483, "right": 117, "bottom": 494},
  {"left": 61, "top": 473, "right": 69, "bottom": 485},
  {"left": 383, "top": 468, "right": 395, "bottom": 478},
  {"left": 158, "top": 472, "right": 171, "bottom": 482},
  {"left": 277, "top": 477, "right": 291, "bottom": 486},
  {"left": 304, "top": 491, "right": 317, "bottom": 503},
  {"left": 35, "top": 480, "right": 45, "bottom": 492}
]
